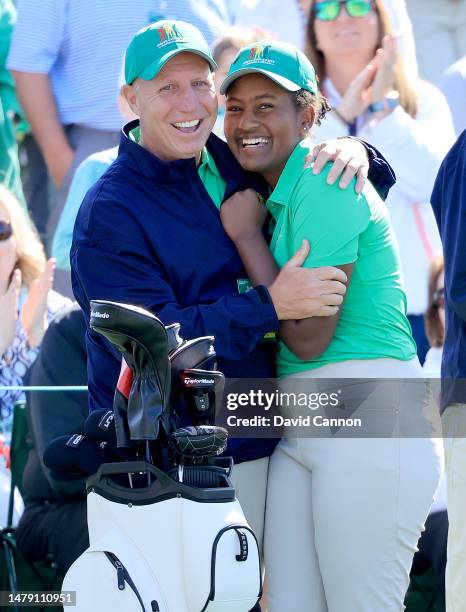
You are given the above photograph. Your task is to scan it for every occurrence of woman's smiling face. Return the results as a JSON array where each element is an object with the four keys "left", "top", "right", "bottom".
[{"left": 224, "top": 73, "right": 306, "bottom": 187}]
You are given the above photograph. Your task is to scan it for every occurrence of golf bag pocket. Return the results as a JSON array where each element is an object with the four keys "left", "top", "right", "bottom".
[
  {"left": 63, "top": 548, "right": 166, "bottom": 612},
  {"left": 185, "top": 524, "right": 262, "bottom": 612}
]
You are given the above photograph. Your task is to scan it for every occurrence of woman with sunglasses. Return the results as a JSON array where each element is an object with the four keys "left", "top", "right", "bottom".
[
  {"left": 0, "top": 186, "right": 69, "bottom": 453},
  {"left": 305, "top": 0, "right": 455, "bottom": 365},
  {"left": 219, "top": 40, "right": 443, "bottom": 611}
]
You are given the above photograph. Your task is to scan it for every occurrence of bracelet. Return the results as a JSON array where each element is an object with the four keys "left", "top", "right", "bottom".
[{"left": 369, "top": 97, "right": 399, "bottom": 113}]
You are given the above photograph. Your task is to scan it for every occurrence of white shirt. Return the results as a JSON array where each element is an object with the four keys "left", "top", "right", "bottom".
[
  {"left": 440, "top": 56, "right": 466, "bottom": 137},
  {"left": 313, "top": 78, "right": 455, "bottom": 314}
]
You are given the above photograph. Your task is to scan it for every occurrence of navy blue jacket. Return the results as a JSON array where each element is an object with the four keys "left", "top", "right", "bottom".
[
  {"left": 71, "top": 121, "right": 395, "bottom": 463},
  {"left": 431, "top": 130, "right": 466, "bottom": 409}
]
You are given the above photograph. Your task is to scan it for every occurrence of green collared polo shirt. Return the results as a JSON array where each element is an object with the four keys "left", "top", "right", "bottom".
[
  {"left": 267, "top": 140, "right": 416, "bottom": 377},
  {"left": 129, "top": 125, "right": 226, "bottom": 208}
]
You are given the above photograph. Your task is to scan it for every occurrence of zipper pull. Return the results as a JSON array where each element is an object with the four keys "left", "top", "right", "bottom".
[{"left": 114, "top": 560, "right": 125, "bottom": 590}]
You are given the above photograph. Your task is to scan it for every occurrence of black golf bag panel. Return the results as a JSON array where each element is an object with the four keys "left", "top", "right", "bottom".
[
  {"left": 61, "top": 301, "right": 262, "bottom": 611},
  {"left": 62, "top": 462, "right": 261, "bottom": 611}
]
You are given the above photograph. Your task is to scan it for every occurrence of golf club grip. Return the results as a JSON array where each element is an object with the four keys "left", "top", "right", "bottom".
[{"left": 92, "top": 461, "right": 173, "bottom": 486}]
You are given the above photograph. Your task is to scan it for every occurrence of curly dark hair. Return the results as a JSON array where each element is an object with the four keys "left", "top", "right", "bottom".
[{"left": 292, "top": 88, "right": 331, "bottom": 126}]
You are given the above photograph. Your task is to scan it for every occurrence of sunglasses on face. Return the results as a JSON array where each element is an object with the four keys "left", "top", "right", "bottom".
[
  {"left": 313, "top": 0, "right": 374, "bottom": 21},
  {"left": 432, "top": 287, "right": 445, "bottom": 310},
  {"left": 0, "top": 220, "right": 12, "bottom": 241}
]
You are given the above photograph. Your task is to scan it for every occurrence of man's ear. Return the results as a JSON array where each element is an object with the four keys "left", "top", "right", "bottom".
[
  {"left": 122, "top": 83, "right": 140, "bottom": 117},
  {"left": 299, "top": 106, "right": 316, "bottom": 138}
]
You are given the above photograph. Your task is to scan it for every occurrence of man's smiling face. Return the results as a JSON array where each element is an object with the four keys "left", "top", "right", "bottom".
[{"left": 125, "top": 52, "right": 218, "bottom": 163}]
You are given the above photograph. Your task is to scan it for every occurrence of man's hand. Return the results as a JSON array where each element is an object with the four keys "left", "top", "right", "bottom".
[
  {"left": 22, "top": 258, "right": 55, "bottom": 348},
  {"left": 220, "top": 189, "right": 268, "bottom": 243},
  {"left": 268, "top": 240, "right": 347, "bottom": 319},
  {"left": 306, "top": 137, "right": 370, "bottom": 193},
  {"left": 0, "top": 269, "right": 21, "bottom": 355}
]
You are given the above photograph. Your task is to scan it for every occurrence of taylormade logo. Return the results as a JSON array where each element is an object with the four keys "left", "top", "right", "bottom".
[
  {"left": 185, "top": 378, "right": 215, "bottom": 385},
  {"left": 91, "top": 311, "right": 110, "bottom": 319}
]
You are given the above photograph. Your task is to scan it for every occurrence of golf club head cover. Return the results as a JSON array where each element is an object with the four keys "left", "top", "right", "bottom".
[
  {"left": 43, "top": 434, "right": 118, "bottom": 480},
  {"left": 179, "top": 368, "right": 225, "bottom": 425},
  {"left": 84, "top": 408, "right": 137, "bottom": 460},
  {"left": 166, "top": 322, "right": 184, "bottom": 355},
  {"left": 90, "top": 300, "right": 172, "bottom": 441},
  {"left": 170, "top": 425, "right": 228, "bottom": 459},
  {"left": 169, "top": 336, "right": 217, "bottom": 400}
]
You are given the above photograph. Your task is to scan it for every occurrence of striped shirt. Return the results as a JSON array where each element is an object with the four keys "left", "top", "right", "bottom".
[{"left": 7, "top": 0, "right": 236, "bottom": 131}]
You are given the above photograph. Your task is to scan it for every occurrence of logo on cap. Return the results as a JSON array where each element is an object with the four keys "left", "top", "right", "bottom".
[
  {"left": 244, "top": 44, "right": 275, "bottom": 67},
  {"left": 156, "top": 23, "right": 187, "bottom": 48},
  {"left": 249, "top": 44, "right": 269, "bottom": 61}
]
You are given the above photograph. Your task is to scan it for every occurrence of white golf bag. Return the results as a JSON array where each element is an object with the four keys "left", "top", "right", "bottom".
[
  {"left": 60, "top": 301, "right": 262, "bottom": 611},
  {"left": 62, "top": 460, "right": 261, "bottom": 611}
]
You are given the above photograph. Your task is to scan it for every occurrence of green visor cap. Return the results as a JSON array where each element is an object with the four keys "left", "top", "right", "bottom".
[
  {"left": 220, "top": 40, "right": 318, "bottom": 95},
  {"left": 125, "top": 20, "right": 217, "bottom": 85}
]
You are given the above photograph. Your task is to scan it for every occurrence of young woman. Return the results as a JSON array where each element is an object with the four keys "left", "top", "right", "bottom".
[
  {"left": 219, "top": 40, "right": 443, "bottom": 611},
  {"left": 305, "top": 0, "right": 455, "bottom": 363}
]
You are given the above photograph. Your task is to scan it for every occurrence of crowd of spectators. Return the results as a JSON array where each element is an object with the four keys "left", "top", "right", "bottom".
[{"left": 0, "top": 0, "right": 465, "bottom": 610}]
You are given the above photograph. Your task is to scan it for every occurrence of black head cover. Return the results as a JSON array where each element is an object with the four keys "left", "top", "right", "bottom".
[
  {"left": 43, "top": 434, "right": 118, "bottom": 480},
  {"left": 170, "top": 425, "right": 228, "bottom": 460},
  {"left": 90, "top": 301, "right": 171, "bottom": 441}
]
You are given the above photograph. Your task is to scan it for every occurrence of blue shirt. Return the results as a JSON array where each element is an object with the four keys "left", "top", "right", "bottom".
[
  {"left": 431, "top": 130, "right": 466, "bottom": 409},
  {"left": 53, "top": 147, "right": 118, "bottom": 270},
  {"left": 7, "top": 0, "right": 235, "bottom": 130}
]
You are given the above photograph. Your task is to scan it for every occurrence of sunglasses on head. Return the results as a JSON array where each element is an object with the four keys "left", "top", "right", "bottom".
[
  {"left": 314, "top": 0, "right": 374, "bottom": 21},
  {"left": 0, "top": 220, "right": 12, "bottom": 241},
  {"left": 432, "top": 287, "right": 445, "bottom": 310}
]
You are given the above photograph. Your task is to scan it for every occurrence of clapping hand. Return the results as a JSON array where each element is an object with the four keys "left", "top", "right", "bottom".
[
  {"left": 369, "top": 35, "right": 398, "bottom": 105},
  {"left": 337, "top": 34, "right": 398, "bottom": 122}
]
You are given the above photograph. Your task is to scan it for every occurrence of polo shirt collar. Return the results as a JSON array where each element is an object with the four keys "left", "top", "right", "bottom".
[
  {"left": 119, "top": 119, "right": 201, "bottom": 184},
  {"left": 119, "top": 120, "right": 263, "bottom": 197},
  {"left": 267, "top": 139, "right": 309, "bottom": 216},
  {"left": 200, "top": 146, "right": 221, "bottom": 178}
]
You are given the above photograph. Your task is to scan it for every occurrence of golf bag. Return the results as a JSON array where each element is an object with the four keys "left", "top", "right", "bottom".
[{"left": 61, "top": 301, "right": 262, "bottom": 612}]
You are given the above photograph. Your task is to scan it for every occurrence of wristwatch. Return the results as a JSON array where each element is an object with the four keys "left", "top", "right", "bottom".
[{"left": 369, "top": 94, "right": 399, "bottom": 113}]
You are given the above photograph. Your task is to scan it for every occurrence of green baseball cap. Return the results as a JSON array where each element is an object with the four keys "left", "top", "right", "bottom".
[
  {"left": 220, "top": 40, "right": 318, "bottom": 95},
  {"left": 125, "top": 20, "right": 217, "bottom": 85}
]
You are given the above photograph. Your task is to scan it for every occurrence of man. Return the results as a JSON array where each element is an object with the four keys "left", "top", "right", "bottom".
[
  {"left": 71, "top": 20, "right": 394, "bottom": 561},
  {"left": 431, "top": 129, "right": 466, "bottom": 612}
]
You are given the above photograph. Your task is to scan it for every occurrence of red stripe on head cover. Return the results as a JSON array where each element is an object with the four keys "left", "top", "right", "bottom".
[{"left": 117, "top": 359, "right": 133, "bottom": 399}]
